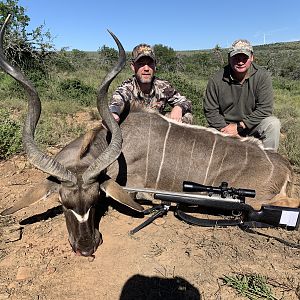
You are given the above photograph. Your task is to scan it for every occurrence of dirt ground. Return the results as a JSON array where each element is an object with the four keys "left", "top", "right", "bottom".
[{"left": 0, "top": 155, "right": 300, "bottom": 300}]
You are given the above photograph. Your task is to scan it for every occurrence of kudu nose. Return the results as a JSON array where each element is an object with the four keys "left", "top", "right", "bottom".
[
  {"left": 72, "top": 231, "right": 103, "bottom": 257},
  {"left": 76, "top": 248, "right": 95, "bottom": 257}
]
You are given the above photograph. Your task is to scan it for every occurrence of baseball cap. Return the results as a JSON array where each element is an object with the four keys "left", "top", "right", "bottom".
[
  {"left": 132, "top": 44, "right": 156, "bottom": 63},
  {"left": 228, "top": 39, "right": 253, "bottom": 57}
]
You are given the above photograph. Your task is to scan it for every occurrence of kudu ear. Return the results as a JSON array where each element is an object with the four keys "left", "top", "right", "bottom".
[
  {"left": 100, "top": 179, "right": 144, "bottom": 212},
  {"left": 0, "top": 178, "right": 59, "bottom": 216}
]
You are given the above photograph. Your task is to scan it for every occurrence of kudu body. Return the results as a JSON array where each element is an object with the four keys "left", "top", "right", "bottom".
[{"left": 1, "top": 16, "right": 299, "bottom": 256}]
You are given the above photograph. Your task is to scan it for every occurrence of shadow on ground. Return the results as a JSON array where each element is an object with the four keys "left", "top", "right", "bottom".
[{"left": 119, "top": 274, "right": 201, "bottom": 300}]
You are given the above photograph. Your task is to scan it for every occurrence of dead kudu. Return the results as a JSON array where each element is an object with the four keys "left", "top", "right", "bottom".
[{"left": 1, "top": 16, "right": 300, "bottom": 256}]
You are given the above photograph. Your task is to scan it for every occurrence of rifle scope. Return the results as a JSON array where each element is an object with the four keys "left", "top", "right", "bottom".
[{"left": 183, "top": 181, "right": 256, "bottom": 199}]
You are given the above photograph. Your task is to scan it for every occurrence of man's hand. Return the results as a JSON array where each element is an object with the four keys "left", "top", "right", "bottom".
[
  {"left": 112, "top": 113, "right": 120, "bottom": 123},
  {"left": 169, "top": 106, "right": 183, "bottom": 122},
  {"left": 220, "top": 122, "right": 246, "bottom": 136},
  {"left": 220, "top": 123, "right": 239, "bottom": 136}
]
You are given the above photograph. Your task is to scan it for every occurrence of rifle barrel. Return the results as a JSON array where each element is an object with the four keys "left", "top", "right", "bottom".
[
  {"left": 154, "top": 193, "right": 253, "bottom": 211},
  {"left": 123, "top": 187, "right": 241, "bottom": 202}
]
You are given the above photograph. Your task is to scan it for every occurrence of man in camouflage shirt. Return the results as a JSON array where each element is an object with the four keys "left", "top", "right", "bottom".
[{"left": 109, "top": 44, "right": 193, "bottom": 124}]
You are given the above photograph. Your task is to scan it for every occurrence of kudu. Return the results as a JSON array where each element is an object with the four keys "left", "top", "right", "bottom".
[{"left": 1, "top": 16, "right": 299, "bottom": 256}]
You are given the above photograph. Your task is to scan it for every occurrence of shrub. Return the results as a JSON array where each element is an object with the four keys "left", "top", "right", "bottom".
[
  {"left": 51, "top": 50, "right": 76, "bottom": 72},
  {"left": 0, "top": 108, "right": 22, "bottom": 159},
  {"left": 0, "top": 72, "right": 24, "bottom": 99},
  {"left": 154, "top": 44, "right": 178, "bottom": 72},
  {"left": 58, "top": 78, "right": 95, "bottom": 106},
  {"left": 276, "top": 106, "right": 300, "bottom": 167},
  {"left": 97, "top": 45, "right": 118, "bottom": 69}
]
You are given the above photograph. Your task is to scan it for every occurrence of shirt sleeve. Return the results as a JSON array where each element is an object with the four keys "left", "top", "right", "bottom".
[
  {"left": 164, "top": 84, "right": 192, "bottom": 115},
  {"left": 203, "top": 78, "right": 227, "bottom": 130},
  {"left": 109, "top": 84, "right": 131, "bottom": 116},
  {"left": 242, "top": 72, "right": 273, "bottom": 129}
]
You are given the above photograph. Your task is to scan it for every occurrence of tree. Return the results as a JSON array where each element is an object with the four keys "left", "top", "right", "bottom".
[
  {"left": 153, "top": 44, "right": 178, "bottom": 72},
  {"left": 0, "top": 0, "right": 54, "bottom": 71},
  {"left": 213, "top": 44, "right": 225, "bottom": 67},
  {"left": 97, "top": 45, "right": 118, "bottom": 69}
]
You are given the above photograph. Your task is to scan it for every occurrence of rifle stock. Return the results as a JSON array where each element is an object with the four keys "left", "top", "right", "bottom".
[
  {"left": 248, "top": 205, "right": 300, "bottom": 230},
  {"left": 154, "top": 193, "right": 300, "bottom": 230}
]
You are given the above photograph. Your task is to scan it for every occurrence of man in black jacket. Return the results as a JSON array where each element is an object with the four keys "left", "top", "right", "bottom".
[{"left": 204, "top": 39, "right": 280, "bottom": 151}]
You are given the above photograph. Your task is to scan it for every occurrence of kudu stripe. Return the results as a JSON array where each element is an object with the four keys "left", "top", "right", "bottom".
[
  {"left": 263, "top": 150, "right": 274, "bottom": 184},
  {"left": 186, "top": 138, "right": 196, "bottom": 181},
  {"left": 144, "top": 115, "right": 152, "bottom": 186},
  {"left": 155, "top": 121, "right": 172, "bottom": 189},
  {"left": 70, "top": 208, "right": 91, "bottom": 223},
  {"left": 212, "top": 142, "right": 228, "bottom": 186},
  {"left": 203, "top": 135, "right": 217, "bottom": 185},
  {"left": 170, "top": 127, "right": 186, "bottom": 190}
]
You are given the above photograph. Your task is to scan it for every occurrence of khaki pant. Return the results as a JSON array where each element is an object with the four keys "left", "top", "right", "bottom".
[{"left": 248, "top": 116, "right": 281, "bottom": 151}]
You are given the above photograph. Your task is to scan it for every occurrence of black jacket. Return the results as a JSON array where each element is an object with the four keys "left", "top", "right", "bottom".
[{"left": 204, "top": 63, "right": 274, "bottom": 130}]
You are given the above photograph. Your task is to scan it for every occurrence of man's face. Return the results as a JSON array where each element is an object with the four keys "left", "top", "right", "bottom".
[
  {"left": 229, "top": 53, "right": 253, "bottom": 74},
  {"left": 131, "top": 57, "right": 156, "bottom": 84}
]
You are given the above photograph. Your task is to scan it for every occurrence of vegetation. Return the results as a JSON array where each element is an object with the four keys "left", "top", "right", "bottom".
[
  {"left": 97, "top": 45, "right": 119, "bottom": 69},
  {"left": 0, "top": 0, "right": 54, "bottom": 72},
  {"left": 221, "top": 273, "right": 278, "bottom": 300},
  {"left": 154, "top": 44, "right": 179, "bottom": 72},
  {"left": 0, "top": 108, "right": 22, "bottom": 158}
]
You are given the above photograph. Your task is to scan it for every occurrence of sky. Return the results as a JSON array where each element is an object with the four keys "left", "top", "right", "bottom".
[{"left": 17, "top": 0, "right": 300, "bottom": 52}]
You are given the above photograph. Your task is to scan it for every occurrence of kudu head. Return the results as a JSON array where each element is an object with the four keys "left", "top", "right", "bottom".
[{"left": 0, "top": 15, "right": 141, "bottom": 256}]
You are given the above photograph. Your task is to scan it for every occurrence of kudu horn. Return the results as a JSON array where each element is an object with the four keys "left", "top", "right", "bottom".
[
  {"left": 0, "top": 14, "right": 77, "bottom": 185},
  {"left": 82, "top": 30, "right": 126, "bottom": 184}
]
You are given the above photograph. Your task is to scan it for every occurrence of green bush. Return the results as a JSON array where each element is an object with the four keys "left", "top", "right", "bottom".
[
  {"left": 26, "top": 68, "right": 49, "bottom": 89},
  {"left": 0, "top": 72, "right": 24, "bottom": 99},
  {"left": 0, "top": 108, "right": 22, "bottom": 159},
  {"left": 276, "top": 106, "right": 300, "bottom": 167},
  {"left": 97, "top": 45, "right": 119, "bottom": 70},
  {"left": 154, "top": 44, "right": 178, "bottom": 72},
  {"left": 282, "top": 122, "right": 300, "bottom": 167},
  {"left": 58, "top": 78, "right": 95, "bottom": 106},
  {"left": 51, "top": 50, "right": 76, "bottom": 72},
  {"left": 179, "top": 51, "right": 223, "bottom": 78},
  {"left": 273, "top": 77, "right": 298, "bottom": 92}
]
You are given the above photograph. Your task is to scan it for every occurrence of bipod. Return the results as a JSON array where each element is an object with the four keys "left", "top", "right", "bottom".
[{"left": 130, "top": 202, "right": 171, "bottom": 235}]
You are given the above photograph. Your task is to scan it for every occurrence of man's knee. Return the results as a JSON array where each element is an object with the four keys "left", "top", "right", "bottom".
[
  {"left": 258, "top": 116, "right": 281, "bottom": 151},
  {"left": 260, "top": 116, "right": 281, "bottom": 134}
]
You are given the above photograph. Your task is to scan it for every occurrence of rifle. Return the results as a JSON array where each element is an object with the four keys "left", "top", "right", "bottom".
[{"left": 124, "top": 181, "right": 300, "bottom": 234}]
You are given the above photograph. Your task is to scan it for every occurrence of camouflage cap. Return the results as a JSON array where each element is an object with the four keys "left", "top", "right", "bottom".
[
  {"left": 228, "top": 39, "right": 253, "bottom": 57},
  {"left": 132, "top": 44, "right": 156, "bottom": 63}
]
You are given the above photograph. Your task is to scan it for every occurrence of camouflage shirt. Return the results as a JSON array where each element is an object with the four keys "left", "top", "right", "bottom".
[{"left": 109, "top": 76, "right": 192, "bottom": 116}]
